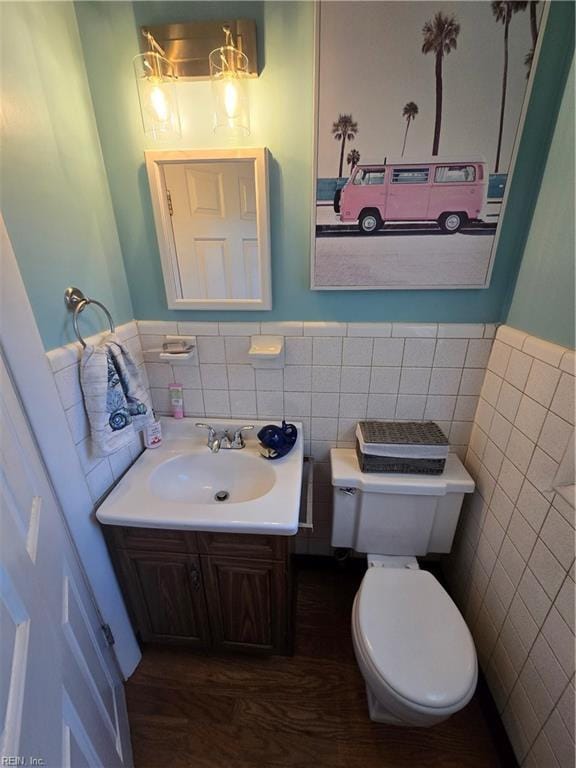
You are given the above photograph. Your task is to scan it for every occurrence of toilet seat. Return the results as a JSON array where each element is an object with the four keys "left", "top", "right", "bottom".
[{"left": 353, "top": 568, "right": 477, "bottom": 719}]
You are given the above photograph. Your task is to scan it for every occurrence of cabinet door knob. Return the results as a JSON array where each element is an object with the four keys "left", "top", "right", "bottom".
[{"left": 190, "top": 565, "right": 201, "bottom": 591}]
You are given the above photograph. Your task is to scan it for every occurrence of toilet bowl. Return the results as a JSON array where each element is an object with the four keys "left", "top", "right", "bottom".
[
  {"left": 351, "top": 566, "right": 478, "bottom": 726},
  {"left": 331, "top": 447, "right": 477, "bottom": 726}
]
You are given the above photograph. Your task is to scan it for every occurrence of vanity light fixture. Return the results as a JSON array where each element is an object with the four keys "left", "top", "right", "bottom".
[
  {"left": 209, "top": 25, "right": 250, "bottom": 137},
  {"left": 133, "top": 29, "right": 181, "bottom": 140}
]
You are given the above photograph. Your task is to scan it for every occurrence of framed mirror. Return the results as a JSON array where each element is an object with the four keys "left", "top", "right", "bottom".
[{"left": 145, "top": 148, "right": 271, "bottom": 310}]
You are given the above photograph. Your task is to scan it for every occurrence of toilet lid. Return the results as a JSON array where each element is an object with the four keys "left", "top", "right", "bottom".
[{"left": 356, "top": 568, "right": 477, "bottom": 709}]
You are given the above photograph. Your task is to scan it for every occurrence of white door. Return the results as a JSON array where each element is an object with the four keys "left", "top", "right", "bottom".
[
  {"left": 164, "top": 160, "right": 260, "bottom": 300},
  {"left": 0, "top": 352, "right": 133, "bottom": 768}
]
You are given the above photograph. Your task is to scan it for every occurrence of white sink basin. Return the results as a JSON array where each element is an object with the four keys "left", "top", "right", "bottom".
[
  {"left": 96, "top": 417, "right": 303, "bottom": 535},
  {"left": 149, "top": 451, "right": 276, "bottom": 504}
]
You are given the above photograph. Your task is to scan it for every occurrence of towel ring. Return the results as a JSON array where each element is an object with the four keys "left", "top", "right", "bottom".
[{"left": 64, "top": 286, "right": 115, "bottom": 348}]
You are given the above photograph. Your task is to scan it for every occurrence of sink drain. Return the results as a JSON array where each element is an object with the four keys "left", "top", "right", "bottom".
[{"left": 214, "top": 490, "right": 230, "bottom": 502}]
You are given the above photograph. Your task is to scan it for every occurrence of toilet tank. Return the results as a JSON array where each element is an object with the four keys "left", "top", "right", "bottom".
[{"left": 330, "top": 450, "right": 474, "bottom": 556}]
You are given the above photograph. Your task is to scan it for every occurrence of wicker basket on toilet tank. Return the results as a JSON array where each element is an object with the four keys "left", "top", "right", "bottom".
[{"left": 355, "top": 421, "right": 449, "bottom": 475}]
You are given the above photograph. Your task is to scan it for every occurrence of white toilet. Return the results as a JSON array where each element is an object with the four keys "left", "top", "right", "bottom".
[{"left": 331, "top": 448, "right": 477, "bottom": 727}]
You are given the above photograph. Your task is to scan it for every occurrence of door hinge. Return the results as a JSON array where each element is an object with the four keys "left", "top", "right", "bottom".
[
  {"left": 101, "top": 623, "right": 115, "bottom": 646},
  {"left": 166, "top": 189, "right": 173, "bottom": 216}
]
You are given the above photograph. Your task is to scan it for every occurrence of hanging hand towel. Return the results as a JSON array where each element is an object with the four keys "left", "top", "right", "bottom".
[{"left": 80, "top": 334, "right": 153, "bottom": 457}]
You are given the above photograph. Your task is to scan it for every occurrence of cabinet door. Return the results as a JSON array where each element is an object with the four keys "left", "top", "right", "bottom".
[
  {"left": 202, "top": 556, "right": 289, "bottom": 654},
  {"left": 116, "top": 550, "right": 210, "bottom": 646}
]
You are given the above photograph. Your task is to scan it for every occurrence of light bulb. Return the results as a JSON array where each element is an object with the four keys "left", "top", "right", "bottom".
[
  {"left": 149, "top": 84, "right": 169, "bottom": 123},
  {"left": 224, "top": 80, "right": 239, "bottom": 119},
  {"left": 133, "top": 51, "right": 181, "bottom": 139},
  {"left": 209, "top": 45, "right": 250, "bottom": 136}
]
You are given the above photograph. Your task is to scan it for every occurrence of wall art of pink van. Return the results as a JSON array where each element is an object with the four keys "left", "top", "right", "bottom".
[{"left": 312, "top": 1, "right": 546, "bottom": 290}]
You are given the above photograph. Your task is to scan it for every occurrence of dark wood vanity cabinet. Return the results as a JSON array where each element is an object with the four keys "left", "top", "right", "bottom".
[
  {"left": 113, "top": 550, "right": 211, "bottom": 647},
  {"left": 104, "top": 527, "right": 292, "bottom": 655},
  {"left": 202, "top": 556, "right": 287, "bottom": 653}
]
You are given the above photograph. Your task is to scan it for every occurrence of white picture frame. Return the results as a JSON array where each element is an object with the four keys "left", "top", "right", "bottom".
[
  {"left": 310, "top": 1, "right": 549, "bottom": 291},
  {"left": 146, "top": 147, "right": 272, "bottom": 310}
]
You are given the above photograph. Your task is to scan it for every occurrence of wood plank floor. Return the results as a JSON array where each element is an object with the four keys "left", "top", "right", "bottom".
[{"left": 126, "top": 558, "right": 516, "bottom": 768}]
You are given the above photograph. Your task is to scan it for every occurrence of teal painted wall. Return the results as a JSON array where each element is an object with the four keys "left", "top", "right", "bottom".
[
  {"left": 1, "top": 2, "right": 573, "bottom": 349},
  {"left": 507, "top": 56, "right": 575, "bottom": 349},
  {"left": 76, "top": 1, "right": 574, "bottom": 325},
  {"left": 0, "top": 2, "right": 134, "bottom": 350}
]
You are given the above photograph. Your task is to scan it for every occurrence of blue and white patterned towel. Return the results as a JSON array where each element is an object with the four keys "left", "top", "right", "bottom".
[{"left": 80, "top": 334, "right": 153, "bottom": 457}]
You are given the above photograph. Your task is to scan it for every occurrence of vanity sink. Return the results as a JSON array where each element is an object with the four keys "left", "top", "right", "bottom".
[
  {"left": 149, "top": 451, "right": 276, "bottom": 504},
  {"left": 96, "top": 417, "right": 303, "bottom": 535}
]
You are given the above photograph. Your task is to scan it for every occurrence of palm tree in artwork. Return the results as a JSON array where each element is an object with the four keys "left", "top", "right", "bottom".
[
  {"left": 524, "top": 0, "right": 539, "bottom": 77},
  {"left": 524, "top": 47, "right": 534, "bottom": 77},
  {"left": 421, "top": 12, "right": 460, "bottom": 156},
  {"left": 332, "top": 114, "right": 358, "bottom": 178},
  {"left": 491, "top": 1, "right": 529, "bottom": 172},
  {"left": 347, "top": 148, "right": 361, "bottom": 173},
  {"left": 401, "top": 102, "right": 419, "bottom": 156},
  {"left": 529, "top": 0, "right": 539, "bottom": 46}
]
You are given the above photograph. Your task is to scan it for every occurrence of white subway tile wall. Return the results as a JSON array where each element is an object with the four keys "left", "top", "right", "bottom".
[
  {"left": 446, "top": 325, "right": 575, "bottom": 768},
  {"left": 47, "top": 321, "right": 148, "bottom": 503},
  {"left": 45, "top": 317, "right": 575, "bottom": 762},
  {"left": 139, "top": 321, "right": 494, "bottom": 556}
]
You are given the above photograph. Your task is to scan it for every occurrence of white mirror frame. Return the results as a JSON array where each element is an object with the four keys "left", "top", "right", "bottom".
[{"left": 145, "top": 148, "right": 271, "bottom": 310}]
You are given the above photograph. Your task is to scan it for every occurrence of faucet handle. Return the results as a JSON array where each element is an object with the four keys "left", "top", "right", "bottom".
[
  {"left": 233, "top": 424, "right": 254, "bottom": 437},
  {"left": 195, "top": 422, "right": 216, "bottom": 438},
  {"left": 231, "top": 424, "right": 254, "bottom": 448}
]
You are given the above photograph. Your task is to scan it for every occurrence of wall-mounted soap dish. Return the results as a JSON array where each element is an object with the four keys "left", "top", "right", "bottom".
[
  {"left": 157, "top": 335, "right": 196, "bottom": 362},
  {"left": 249, "top": 335, "right": 283, "bottom": 358},
  {"left": 248, "top": 335, "right": 284, "bottom": 368}
]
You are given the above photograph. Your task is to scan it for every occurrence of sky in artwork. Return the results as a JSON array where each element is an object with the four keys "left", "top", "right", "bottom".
[{"left": 317, "top": 1, "right": 542, "bottom": 177}]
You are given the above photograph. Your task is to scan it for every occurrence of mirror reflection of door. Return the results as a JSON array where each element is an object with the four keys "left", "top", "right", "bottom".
[{"left": 163, "top": 161, "right": 260, "bottom": 301}]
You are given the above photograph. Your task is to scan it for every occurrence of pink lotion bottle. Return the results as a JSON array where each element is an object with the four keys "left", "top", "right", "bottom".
[{"left": 169, "top": 383, "right": 184, "bottom": 419}]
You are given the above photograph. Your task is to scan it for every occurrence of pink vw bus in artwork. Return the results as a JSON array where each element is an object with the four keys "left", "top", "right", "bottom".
[{"left": 335, "top": 158, "right": 487, "bottom": 234}]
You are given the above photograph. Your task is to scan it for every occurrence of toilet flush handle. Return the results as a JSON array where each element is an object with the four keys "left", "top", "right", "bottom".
[{"left": 339, "top": 487, "right": 357, "bottom": 496}]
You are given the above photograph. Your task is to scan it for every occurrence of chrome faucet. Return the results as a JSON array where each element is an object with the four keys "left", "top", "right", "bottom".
[
  {"left": 195, "top": 423, "right": 254, "bottom": 453},
  {"left": 195, "top": 423, "right": 219, "bottom": 452}
]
